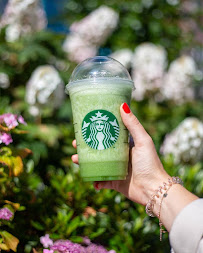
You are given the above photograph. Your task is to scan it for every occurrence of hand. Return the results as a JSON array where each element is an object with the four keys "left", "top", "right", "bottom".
[{"left": 72, "top": 103, "right": 170, "bottom": 206}]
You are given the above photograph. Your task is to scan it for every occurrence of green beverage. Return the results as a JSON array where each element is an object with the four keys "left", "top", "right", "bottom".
[{"left": 66, "top": 57, "right": 133, "bottom": 181}]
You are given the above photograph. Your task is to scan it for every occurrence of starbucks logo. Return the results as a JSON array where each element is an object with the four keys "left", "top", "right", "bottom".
[{"left": 82, "top": 110, "right": 119, "bottom": 150}]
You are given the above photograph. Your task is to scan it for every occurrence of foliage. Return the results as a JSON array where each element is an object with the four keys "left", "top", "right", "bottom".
[
  {"left": 64, "top": 0, "right": 202, "bottom": 61},
  {"left": 0, "top": 1, "right": 202, "bottom": 253},
  {"left": 0, "top": 145, "right": 28, "bottom": 251}
]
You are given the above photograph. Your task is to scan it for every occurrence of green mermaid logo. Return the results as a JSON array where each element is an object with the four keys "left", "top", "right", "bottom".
[{"left": 82, "top": 110, "right": 119, "bottom": 150}]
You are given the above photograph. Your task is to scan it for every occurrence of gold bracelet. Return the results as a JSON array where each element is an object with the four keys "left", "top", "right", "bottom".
[
  {"left": 145, "top": 177, "right": 183, "bottom": 217},
  {"left": 158, "top": 184, "right": 173, "bottom": 241},
  {"left": 145, "top": 177, "right": 183, "bottom": 240}
]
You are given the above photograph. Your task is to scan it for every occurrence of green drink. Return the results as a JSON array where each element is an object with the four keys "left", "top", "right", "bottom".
[{"left": 66, "top": 57, "right": 133, "bottom": 181}]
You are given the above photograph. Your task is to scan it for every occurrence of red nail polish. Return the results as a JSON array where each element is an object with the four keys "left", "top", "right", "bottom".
[
  {"left": 122, "top": 103, "right": 131, "bottom": 114},
  {"left": 95, "top": 182, "right": 99, "bottom": 190}
]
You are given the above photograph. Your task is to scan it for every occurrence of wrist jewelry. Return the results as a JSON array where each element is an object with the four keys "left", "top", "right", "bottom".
[{"left": 145, "top": 177, "right": 183, "bottom": 241}]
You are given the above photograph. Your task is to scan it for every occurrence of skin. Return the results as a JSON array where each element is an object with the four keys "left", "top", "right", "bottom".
[{"left": 71, "top": 104, "right": 198, "bottom": 232}]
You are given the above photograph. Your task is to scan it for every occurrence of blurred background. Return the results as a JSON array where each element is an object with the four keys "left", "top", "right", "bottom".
[{"left": 0, "top": 0, "right": 202, "bottom": 252}]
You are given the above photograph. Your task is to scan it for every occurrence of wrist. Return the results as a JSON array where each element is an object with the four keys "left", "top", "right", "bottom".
[
  {"left": 142, "top": 172, "right": 171, "bottom": 206},
  {"left": 145, "top": 177, "right": 198, "bottom": 233},
  {"left": 145, "top": 176, "right": 183, "bottom": 218},
  {"left": 154, "top": 184, "right": 198, "bottom": 231}
]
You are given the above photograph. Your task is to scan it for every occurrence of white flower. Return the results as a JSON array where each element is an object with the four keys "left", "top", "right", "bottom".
[
  {"left": 161, "top": 117, "right": 203, "bottom": 164},
  {"left": 70, "top": 6, "right": 119, "bottom": 46},
  {"left": 0, "top": 72, "right": 10, "bottom": 89},
  {"left": 28, "top": 106, "right": 39, "bottom": 117},
  {"left": 5, "top": 23, "right": 21, "bottom": 42},
  {"left": 26, "top": 65, "right": 65, "bottom": 116},
  {"left": 130, "top": 42, "right": 196, "bottom": 104},
  {"left": 63, "top": 33, "right": 97, "bottom": 63},
  {"left": 132, "top": 43, "right": 167, "bottom": 79},
  {"left": 110, "top": 49, "right": 133, "bottom": 69},
  {"left": 63, "top": 6, "right": 119, "bottom": 63},
  {"left": 131, "top": 43, "right": 167, "bottom": 101},
  {"left": 160, "top": 56, "right": 196, "bottom": 104},
  {"left": 0, "top": 0, "right": 47, "bottom": 42}
]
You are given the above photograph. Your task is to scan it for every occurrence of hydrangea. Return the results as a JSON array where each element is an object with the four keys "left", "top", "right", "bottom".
[
  {"left": 41, "top": 235, "right": 116, "bottom": 253},
  {"left": 50, "top": 240, "right": 85, "bottom": 253},
  {"left": 43, "top": 250, "right": 54, "bottom": 253},
  {"left": 0, "top": 132, "right": 13, "bottom": 145},
  {"left": 131, "top": 43, "right": 197, "bottom": 103},
  {"left": 63, "top": 6, "right": 119, "bottom": 63},
  {"left": 0, "top": 113, "right": 26, "bottom": 129},
  {"left": 70, "top": 6, "right": 119, "bottom": 46},
  {"left": 40, "top": 234, "right": 53, "bottom": 248},
  {"left": 0, "top": 73, "right": 10, "bottom": 89},
  {"left": 0, "top": 0, "right": 47, "bottom": 42},
  {"left": 0, "top": 113, "right": 26, "bottom": 145},
  {"left": 63, "top": 34, "right": 97, "bottom": 63},
  {"left": 160, "top": 56, "right": 196, "bottom": 104},
  {"left": 131, "top": 43, "right": 167, "bottom": 101},
  {"left": 110, "top": 49, "right": 133, "bottom": 69},
  {"left": 160, "top": 117, "right": 203, "bottom": 164},
  {"left": 82, "top": 237, "right": 91, "bottom": 245},
  {"left": 86, "top": 244, "right": 111, "bottom": 253},
  {"left": 0, "top": 208, "right": 13, "bottom": 220},
  {"left": 25, "top": 65, "right": 65, "bottom": 116},
  {"left": 3, "top": 114, "right": 18, "bottom": 129}
]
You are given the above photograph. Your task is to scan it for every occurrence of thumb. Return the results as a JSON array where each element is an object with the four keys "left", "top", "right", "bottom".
[{"left": 120, "top": 103, "right": 151, "bottom": 144}]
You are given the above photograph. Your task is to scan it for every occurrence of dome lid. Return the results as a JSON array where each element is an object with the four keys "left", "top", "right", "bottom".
[{"left": 67, "top": 56, "right": 133, "bottom": 91}]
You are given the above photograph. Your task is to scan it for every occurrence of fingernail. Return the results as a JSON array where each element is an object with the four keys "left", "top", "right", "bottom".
[
  {"left": 122, "top": 103, "right": 131, "bottom": 114},
  {"left": 94, "top": 182, "right": 99, "bottom": 190}
]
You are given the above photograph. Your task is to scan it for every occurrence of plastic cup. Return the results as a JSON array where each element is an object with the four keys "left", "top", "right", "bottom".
[{"left": 66, "top": 56, "right": 134, "bottom": 181}]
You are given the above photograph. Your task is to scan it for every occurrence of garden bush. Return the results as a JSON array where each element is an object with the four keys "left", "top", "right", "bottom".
[{"left": 0, "top": 0, "right": 202, "bottom": 252}]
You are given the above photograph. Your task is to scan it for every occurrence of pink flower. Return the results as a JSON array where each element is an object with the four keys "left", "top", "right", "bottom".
[
  {"left": 43, "top": 250, "right": 54, "bottom": 253},
  {"left": 0, "top": 208, "right": 13, "bottom": 220},
  {"left": 83, "top": 237, "right": 91, "bottom": 245},
  {"left": 0, "top": 132, "right": 13, "bottom": 145},
  {"left": 18, "top": 115, "right": 27, "bottom": 125},
  {"left": 51, "top": 239, "right": 85, "bottom": 253},
  {"left": 0, "top": 113, "right": 26, "bottom": 128},
  {"left": 40, "top": 234, "right": 53, "bottom": 248},
  {"left": 3, "top": 113, "right": 18, "bottom": 129}
]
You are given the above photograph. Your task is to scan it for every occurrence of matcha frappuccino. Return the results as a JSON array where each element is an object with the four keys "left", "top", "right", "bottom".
[{"left": 66, "top": 57, "right": 133, "bottom": 181}]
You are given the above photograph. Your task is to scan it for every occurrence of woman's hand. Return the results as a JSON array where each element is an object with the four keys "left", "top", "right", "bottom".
[
  {"left": 72, "top": 103, "right": 170, "bottom": 206},
  {"left": 72, "top": 103, "right": 199, "bottom": 233}
]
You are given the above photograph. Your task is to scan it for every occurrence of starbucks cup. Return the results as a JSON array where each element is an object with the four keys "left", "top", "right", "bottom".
[{"left": 66, "top": 56, "right": 134, "bottom": 181}]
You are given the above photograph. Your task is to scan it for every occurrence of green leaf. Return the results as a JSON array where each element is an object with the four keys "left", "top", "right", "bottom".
[
  {"left": 0, "top": 147, "right": 12, "bottom": 156},
  {"left": 69, "top": 236, "right": 84, "bottom": 243},
  {"left": 89, "top": 228, "right": 106, "bottom": 239},
  {"left": 18, "top": 44, "right": 51, "bottom": 64},
  {"left": 66, "top": 216, "right": 81, "bottom": 236},
  {"left": 31, "top": 220, "right": 45, "bottom": 231}
]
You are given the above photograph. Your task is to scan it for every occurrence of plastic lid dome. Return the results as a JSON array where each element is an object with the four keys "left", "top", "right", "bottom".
[{"left": 67, "top": 56, "right": 133, "bottom": 86}]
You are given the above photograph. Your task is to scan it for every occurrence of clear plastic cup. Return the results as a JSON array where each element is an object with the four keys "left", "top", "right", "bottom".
[{"left": 66, "top": 56, "right": 134, "bottom": 181}]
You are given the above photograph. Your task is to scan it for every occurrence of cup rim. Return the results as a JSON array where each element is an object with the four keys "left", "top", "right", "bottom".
[{"left": 66, "top": 77, "right": 135, "bottom": 94}]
